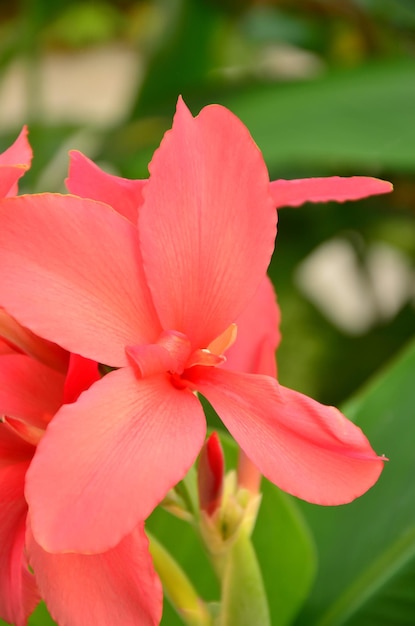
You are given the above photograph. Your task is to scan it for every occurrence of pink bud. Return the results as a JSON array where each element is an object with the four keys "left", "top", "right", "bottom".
[{"left": 197, "top": 432, "right": 224, "bottom": 515}]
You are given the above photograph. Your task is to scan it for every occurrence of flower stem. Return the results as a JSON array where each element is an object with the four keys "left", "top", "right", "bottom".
[{"left": 148, "top": 532, "right": 213, "bottom": 626}]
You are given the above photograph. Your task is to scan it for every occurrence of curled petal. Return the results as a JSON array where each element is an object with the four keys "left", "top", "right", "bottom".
[
  {"left": 26, "top": 367, "right": 206, "bottom": 553},
  {"left": 188, "top": 367, "right": 384, "bottom": 505},
  {"left": 0, "top": 307, "right": 69, "bottom": 372},
  {"left": 0, "top": 354, "right": 65, "bottom": 430},
  {"left": 0, "top": 423, "right": 34, "bottom": 467},
  {"left": 66, "top": 150, "right": 146, "bottom": 224},
  {"left": 27, "top": 523, "right": 162, "bottom": 626},
  {"left": 270, "top": 176, "right": 393, "bottom": 209},
  {"left": 140, "top": 97, "right": 277, "bottom": 350}
]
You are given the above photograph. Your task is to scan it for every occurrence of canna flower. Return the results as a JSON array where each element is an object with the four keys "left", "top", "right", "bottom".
[
  {"left": 0, "top": 98, "right": 390, "bottom": 559},
  {"left": 0, "top": 311, "right": 162, "bottom": 626},
  {"left": 0, "top": 128, "right": 162, "bottom": 625}
]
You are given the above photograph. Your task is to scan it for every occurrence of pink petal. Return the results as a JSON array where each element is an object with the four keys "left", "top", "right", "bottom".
[
  {"left": 62, "top": 353, "right": 100, "bottom": 404},
  {"left": 0, "top": 307, "right": 68, "bottom": 373},
  {"left": 0, "top": 166, "right": 29, "bottom": 198},
  {"left": 0, "top": 194, "right": 161, "bottom": 367},
  {"left": 189, "top": 368, "right": 384, "bottom": 505},
  {"left": 0, "top": 423, "right": 34, "bottom": 467},
  {"left": 140, "top": 97, "right": 277, "bottom": 350},
  {"left": 66, "top": 150, "right": 146, "bottom": 224},
  {"left": 27, "top": 523, "right": 162, "bottom": 626},
  {"left": 270, "top": 176, "right": 393, "bottom": 209},
  {"left": 224, "top": 275, "right": 280, "bottom": 377},
  {"left": 26, "top": 366, "right": 206, "bottom": 553},
  {"left": 0, "top": 126, "right": 32, "bottom": 198},
  {"left": 0, "top": 354, "right": 65, "bottom": 430},
  {"left": 0, "top": 455, "right": 39, "bottom": 626},
  {"left": 0, "top": 127, "right": 32, "bottom": 168},
  {"left": 0, "top": 338, "right": 16, "bottom": 355}
]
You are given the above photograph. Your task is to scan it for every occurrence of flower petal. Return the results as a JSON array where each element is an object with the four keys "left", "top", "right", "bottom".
[
  {"left": 0, "top": 127, "right": 32, "bottom": 168},
  {"left": 270, "top": 176, "right": 393, "bottom": 209},
  {"left": 0, "top": 423, "right": 34, "bottom": 467},
  {"left": 0, "top": 308, "right": 69, "bottom": 373},
  {"left": 0, "top": 440, "right": 39, "bottom": 626},
  {"left": 27, "top": 523, "right": 162, "bottom": 626},
  {"left": 189, "top": 368, "right": 384, "bottom": 505},
  {"left": 62, "top": 353, "right": 100, "bottom": 404},
  {"left": 0, "top": 126, "right": 32, "bottom": 197},
  {"left": 26, "top": 366, "right": 206, "bottom": 553},
  {"left": 224, "top": 276, "right": 280, "bottom": 377},
  {"left": 0, "top": 354, "right": 65, "bottom": 430},
  {"left": 0, "top": 194, "right": 161, "bottom": 366},
  {"left": 66, "top": 150, "right": 146, "bottom": 224},
  {"left": 140, "top": 97, "right": 277, "bottom": 349}
]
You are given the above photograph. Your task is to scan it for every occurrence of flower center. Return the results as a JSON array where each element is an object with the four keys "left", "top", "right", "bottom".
[{"left": 126, "top": 324, "right": 237, "bottom": 382}]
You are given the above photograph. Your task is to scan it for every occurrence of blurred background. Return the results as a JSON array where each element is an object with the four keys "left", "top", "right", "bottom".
[{"left": 0, "top": 0, "right": 414, "bottom": 406}]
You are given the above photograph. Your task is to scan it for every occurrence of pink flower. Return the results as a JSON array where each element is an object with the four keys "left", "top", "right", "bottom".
[
  {"left": 0, "top": 98, "right": 389, "bottom": 558},
  {"left": 0, "top": 313, "right": 162, "bottom": 626}
]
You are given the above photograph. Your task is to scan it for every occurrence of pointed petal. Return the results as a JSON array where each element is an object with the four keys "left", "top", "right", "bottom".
[
  {"left": 27, "top": 523, "right": 162, "bottom": 626},
  {"left": 26, "top": 366, "right": 206, "bottom": 553},
  {"left": 0, "top": 126, "right": 32, "bottom": 197},
  {"left": 0, "top": 354, "right": 65, "bottom": 430},
  {"left": 140, "top": 97, "right": 277, "bottom": 349},
  {"left": 0, "top": 194, "right": 161, "bottom": 366},
  {"left": 270, "top": 176, "right": 393, "bottom": 209},
  {"left": 0, "top": 457, "right": 39, "bottom": 626},
  {"left": 66, "top": 150, "right": 146, "bottom": 223},
  {"left": 224, "top": 276, "right": 280, "bottom": 377},
  {"left": 189, "top": 368, "right": 384, "bottom": 505},
  {"left": 0, "top": 127, "right": 32, "bottom": 168}
]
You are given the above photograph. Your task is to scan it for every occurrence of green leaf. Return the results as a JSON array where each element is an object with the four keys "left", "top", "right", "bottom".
[
  {"left": 295, "top": 337, "right": 415, "bottom": 625},
  {"left": 28, "top": 602, "right": 57, "bottom": 626},
  {"left": 254, "top": 479, "right": 316, "bottom": 626},
  {"left": 220, "top": 58, "right": 415, "bottom": 174},
  {"left": 131, "top": 0, "right": 223, "bottom": 117}
]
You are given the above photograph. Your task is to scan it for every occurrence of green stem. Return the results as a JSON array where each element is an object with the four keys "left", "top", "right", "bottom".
[
  {"left": 148, "top": 533, "right": 213, "bottom": 626},
  {"left": 217, "top": 531, "right": 271, "bottom": 626}
]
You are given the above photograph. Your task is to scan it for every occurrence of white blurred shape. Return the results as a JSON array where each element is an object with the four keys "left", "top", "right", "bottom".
[
  {"left": 367, "top": 242, "right": 414, "bottom": 319},
  {"left": 295, "top": 237, "right": 414, "bottom": 335}
]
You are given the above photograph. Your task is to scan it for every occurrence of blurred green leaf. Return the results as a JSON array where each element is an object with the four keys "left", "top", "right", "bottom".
[
  {"left": 295, "top": 337, "right": 415, "bottom": 625},
  {"left": 131, "top": 0, "right": 223, "bottom": 117},
  {"left": 219, "top": 58, "right": 415, "bottom": 174},
  {"left": 254, "top": 478, "right": 316, "bottom": 626}
]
